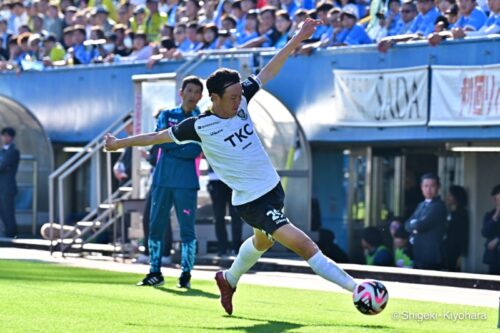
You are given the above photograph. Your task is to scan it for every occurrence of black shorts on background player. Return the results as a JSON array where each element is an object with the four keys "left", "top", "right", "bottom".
[{"left": 235, "top": 182, "right": 289, "bottom": 237}]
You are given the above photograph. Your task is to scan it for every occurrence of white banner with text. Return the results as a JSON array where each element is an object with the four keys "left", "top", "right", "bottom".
[
  {"left": 332, "top": 66, "right": 428, "bottom": 126},
  {"left": 430, "top": 65, "right": 500, "bottom": 126}
]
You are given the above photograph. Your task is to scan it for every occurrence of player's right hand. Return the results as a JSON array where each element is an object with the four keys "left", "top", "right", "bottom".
[{"left": 104, "top": 133, "right": 119, "bottom": 151}]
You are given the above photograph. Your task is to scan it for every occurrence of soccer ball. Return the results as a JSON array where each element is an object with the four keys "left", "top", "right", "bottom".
[{"left": 352, "top": 280, "right": 388, "bottom": 315}]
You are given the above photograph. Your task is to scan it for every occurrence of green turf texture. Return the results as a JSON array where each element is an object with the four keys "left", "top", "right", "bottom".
[{"left": 0, "top": 259, "right": 497, "bottom": 333}]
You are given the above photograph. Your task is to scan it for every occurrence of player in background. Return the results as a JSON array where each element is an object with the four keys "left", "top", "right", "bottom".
[
  {"left": 137, "top": 76, "right": 203, "bottom": 289},
  {"left": 105, "top": 18, "right": 357, "bottom": 315}
]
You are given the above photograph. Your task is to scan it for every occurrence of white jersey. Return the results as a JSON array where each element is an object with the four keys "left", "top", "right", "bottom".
[{"left": 168, "top": 76, "right": 280, "bottom": 205}]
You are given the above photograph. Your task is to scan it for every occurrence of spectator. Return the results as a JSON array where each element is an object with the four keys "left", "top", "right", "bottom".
[
  {"left": 62, "top": 26, "right": 74, "bottom": 49},
  {"left": 0, "top": 127, "right": 20, "bottom": 238},
  {"left": 429, "top": 0, "right": 499, "bottom": 42},
  {"left": 145, "top": 0, "right": 167, "bottom": 42},
  {"left": 444, "top": 3, "right": 460, "bottom": 26},
  {"left": 109, "top": 24, "right": 132, "bottom": 56},
  {"left": 388, "top": 0, "right": 418, "bottom": 36},
  {"left": 236, "top": 9, "right": 259, "bottom": 45},
  {"left": 385, "top": 0, "right": 401, "bottom": 35},
  {"left": 310, "top": 7, "right": 342, "bottom": 48},
  {"left": 117, "top": 3, "right": 133, "bottom": 26},
  {"left": 436, "top": 0, "right": 456, "bottom": 14},
  {"left": 361, "top": 226, "right": 394, "bottom": 266},
  {"left": 310, "top": 1, "right": 334, "bottom": 41},
  {"left": 88, "top": 0, "right": 118, "bottom": 22},
  {"left": 92, "top": 6, "right": 116, "bottom": 38},
  {"left": 61, "top": 6, "right": 78, "bottom": 31},
  {"left": 378, "top": 0, "right": 440, "bottom": 52},
  {"left": 31, "top": 13, "right": 49, "bottom": 38},
  {"left": 146, "top": 36, "right": 182, "bottom": 67},
  {"left": 0, "top": 17, "right": 12, "bottom": 60},
  {"left": 164, "top": 0, "right": 182, "bottom": 27},
  {"left": 221, "top": 13, "right": 238, "bottom": 31},
  {"left": 199, "top": 0, "right": 217, "bottom": 25},
  {"left": 393, "top": 227, "right": 413, "bottom": 268},
  {"left": 230, "top": 0, "right": 245, "bottom": 30},
  {"left": 428, "top": 0, "right": 486, "bottom": 44},
  {"left": 318, "top": 228, "right": 349, "bottom": 263},
  {"left": 114, "top": 31, "right": 153, "bottom": 62},
  {"left": 444, "top": 185, "right": 469, "bottom": 272},
  {"left": 43, "top": 2, "right": 63, "bottom": 41},
  {"left": 336, "top": 7, "right": 372, "bottom": 45},
  {"left": 42, "top": 34, "right": 66, "bottom": 65},
  {"left": 274, "top": 10, "right": 293, "bottom": 48},
  {"left": 236, "top": 0, "right": 258, "bottom": 34},
  {"left": 368, "top": 12, "right": 389, "bottom": 41},
  {"left": 8, "top": 0, "right": 29, "bottom": 35},
  {"left": 453, "top": 0, "right": 487, "bottom": 30},
  {"left": 208, "top": 166, "right": 243, "bottom": 256},
  {"left": 405, "top": 173, "right": 447, "bottom": 270},
  {"left": 292, "top": 8, "right": 310, "bottom": 31},
  {"left": 186, "top": 21, "right": 202, "bottom": 50},
  {"left": 174, "top": 22, "right": 194, "bottom": 52},
  {"left": 130, "top": 5, "right": 147, "bottom": 33},
  {"left": 241, "top": 6, "right": 280, "bottom": 48},
  {"left": 482, "top": 184, "right": 500, "bottom": 275},
  {"left": 72, "top": 25, "right": 99, "bottom": 64},
  {"left": 185, "top": 0, "right": 201, "bottom": 22},
  {"left": 201, "top": 23, "right": 220, "bottom": 49}
]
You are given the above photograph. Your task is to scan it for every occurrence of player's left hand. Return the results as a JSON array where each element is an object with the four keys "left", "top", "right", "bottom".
[
  {"left": 295, "top": 18, "right": 321, "bottom": 42},
  {"left": 104, "top": 133, "right": 119, "bottom": 151}
]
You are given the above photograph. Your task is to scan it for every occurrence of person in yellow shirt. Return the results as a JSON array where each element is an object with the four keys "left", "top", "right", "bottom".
[
  {"left": 145, "top": 0, "right": 167, "bottom": 42},
  {"left": 43, "top": 34, "right": 66, "bottom": 65},
  {"left": 129, "top": 5, "right": 147, "bottom": 33},
  {"left": 88, "top": 0, "right": 118, "bottom": 21}
]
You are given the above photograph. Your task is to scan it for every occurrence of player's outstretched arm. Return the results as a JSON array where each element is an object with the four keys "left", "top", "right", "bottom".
[
  {"left": 104, "top": 129, "right": 174, "bottom": 152},
  {"left": 257, "top": 18, "right": 321, "bottom": 86}
]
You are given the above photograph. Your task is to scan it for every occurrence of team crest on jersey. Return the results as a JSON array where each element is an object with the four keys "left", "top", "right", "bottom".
[{"left": 237, "top": 109, "right": 248, "bottom": 120}]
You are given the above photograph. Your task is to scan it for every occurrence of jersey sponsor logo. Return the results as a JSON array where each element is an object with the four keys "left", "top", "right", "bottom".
[
  {"left": 210, "top": 129, "right": 223, "bottom": 136},
  {"left": 223, "top": 123, "right": 254, "bottom": 147},
  {"left": 237, "top": 109, "right": 248, "bottom": 120},
  {"left": 266, "top": 209, "right": 287, "bottom": 224},
  {"left": 197, "top": 121, "right": 220, "bottom": 130}
]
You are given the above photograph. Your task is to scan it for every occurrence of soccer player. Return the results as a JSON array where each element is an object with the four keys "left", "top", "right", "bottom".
[
  {"left": 138, "top": 76, "right": 204, "bottom": 289},
  {"left": 104, "top": 18, "right": 357, "bottom": 315}
]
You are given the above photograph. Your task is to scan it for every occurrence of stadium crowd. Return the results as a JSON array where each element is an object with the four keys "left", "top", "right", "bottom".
[{"left": 0, "top": 0, "right": 498, "bottom": 71}]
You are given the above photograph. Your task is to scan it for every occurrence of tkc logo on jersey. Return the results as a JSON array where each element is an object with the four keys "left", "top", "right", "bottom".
[
  {"left": 266, "top": 209, "right": 287, "bottom": 225},
  {"left": 223, "top": 123, "right": 253, "bottom": 147}
]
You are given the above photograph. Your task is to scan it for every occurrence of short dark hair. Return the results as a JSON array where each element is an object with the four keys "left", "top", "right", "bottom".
[
  {"left": 316, "top": 1, "right": 334, "bottom": 13},
  {"left": 448, "top": 185, "right": 468, "bottom": 207},
  {"left": 181, "top": 75, "right": 203, "bottom": 92},
  {"left": 421, "top": 173, "right": 440, "bottom": 185},
  {"left": 206, "top": 68, "right": 240, "bottom": 97},
  {"left": 1, "top": 127, "right": 16, "bottom": 137},
  {"left": 491, "top": 184, "right": 500, "bottom": 196}
]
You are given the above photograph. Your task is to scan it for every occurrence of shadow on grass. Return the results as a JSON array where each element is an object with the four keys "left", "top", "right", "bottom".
[
  {"left": 157, "top": 286, "right": 219, "bottom": 299},
  {"left": 125, "top": 315, "right": 391, "bottom": 332}
]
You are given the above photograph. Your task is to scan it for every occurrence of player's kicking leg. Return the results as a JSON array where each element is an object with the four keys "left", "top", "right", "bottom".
[
  {"left": 272, "top": 223, "right": 356, "bottom": 292},
  {"left": 215, "top": 229, "right": 273, "bottom": 315}
]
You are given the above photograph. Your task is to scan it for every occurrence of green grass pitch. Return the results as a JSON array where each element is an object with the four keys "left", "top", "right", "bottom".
[{"left": 0, "top": 259, "right": 497, "bottom": 332}]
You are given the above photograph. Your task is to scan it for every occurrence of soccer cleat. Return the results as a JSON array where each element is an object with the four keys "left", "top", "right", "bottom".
[
  {"left": 215, "top": 271, "right": 236, "bottom": 315},
  {"left": 177, "top": 271, "right": 191, "bottom": 289},
  {"left": 136, "top": 272, "right": 164, "bottom": 287}
]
